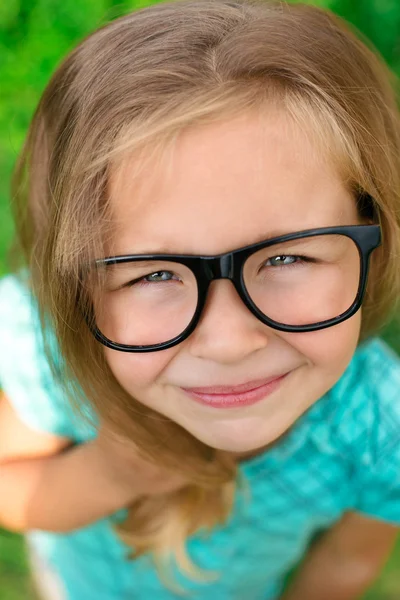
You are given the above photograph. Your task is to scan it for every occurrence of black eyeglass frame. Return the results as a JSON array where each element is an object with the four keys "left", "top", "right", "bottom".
[{"left": 90, "top": 224, "right": 381, "bottom": 353}]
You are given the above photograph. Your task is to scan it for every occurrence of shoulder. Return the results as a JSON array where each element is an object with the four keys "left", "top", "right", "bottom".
[
  {"left": 336, "top": 336, "right": 400, "bottom": 408},
  {"left": 0, "top": 272, "right": 98, "bottom": 441},
  {"left": 0, "top": 272, "right": 43, "bottom": 370},
  {"left": 0, "top": 272, "right": 52, "bottom": 373},
  {"left": 336, "top": 338, "right": 400, "bottom": 523},
  {"left": 327, "top": 337, "right": 400, "bottom": 464},
  {"left": 0, "top": 271, "right": 35, "bottom": 326},
  {"left": 350, "top": 336, "right": 400, "bottom": 392}
]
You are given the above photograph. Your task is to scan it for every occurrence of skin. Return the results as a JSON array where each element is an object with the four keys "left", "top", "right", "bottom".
[{"left": 103, "top": 109, "right": 362, "bottom": 455}]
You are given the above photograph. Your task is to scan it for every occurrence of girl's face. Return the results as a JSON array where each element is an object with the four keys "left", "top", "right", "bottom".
[{"left": 104, "top": 110, "right": 361, "bottom": 454}]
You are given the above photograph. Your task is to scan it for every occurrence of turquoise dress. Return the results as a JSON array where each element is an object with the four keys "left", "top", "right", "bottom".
[{"left": 1, "top": 273, "right": 400, "bottom": 600}]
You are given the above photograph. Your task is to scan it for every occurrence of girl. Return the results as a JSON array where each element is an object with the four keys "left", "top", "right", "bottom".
[{"left": 1, "top": 1, "right": 400, "bottom": 599}]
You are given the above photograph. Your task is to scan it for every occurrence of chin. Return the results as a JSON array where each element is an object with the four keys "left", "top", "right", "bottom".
[{"left": 188, "top": 419, "right": 285, "bottom": 453}]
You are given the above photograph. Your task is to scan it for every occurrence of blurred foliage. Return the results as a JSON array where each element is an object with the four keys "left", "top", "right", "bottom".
[
  {"left": 0, "top": 1, "right": 399, "bottom": 599},
  {"left": 0, "top": 528, "right": 34, "bottom": 600}
]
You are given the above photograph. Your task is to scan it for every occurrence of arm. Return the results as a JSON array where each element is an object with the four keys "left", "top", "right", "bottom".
[
  {"left": 0, "top": 390, "right": 73, "bottom": 460},
  {"left": 280, "top": 512, "right": 398, "bottom": 600},
  {"left": 0, "top": 392, "right": 136, "bottom": 531},
  {"left": 0, "top": 392, "right": 184, "bottom": 533},
  {"left": 0, "top": 440, "right": 140, "bottom": 532}
]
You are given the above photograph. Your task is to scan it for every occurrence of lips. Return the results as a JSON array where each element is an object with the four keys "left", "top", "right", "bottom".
[
  {"left": 184, "top": 375, "right": 286, "bottom": 394},
  {"left": 181, "top": 373, "right": 288, "bottom": 409}
]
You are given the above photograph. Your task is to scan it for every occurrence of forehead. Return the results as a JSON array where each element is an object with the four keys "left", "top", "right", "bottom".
[{"left": 107, "top": 111, "right": 357, "bottom": 256}]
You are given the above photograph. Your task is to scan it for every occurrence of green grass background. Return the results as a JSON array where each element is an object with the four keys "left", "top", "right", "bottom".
[{"left": 1, "top": 0, "right": 400, "bottom": 598}]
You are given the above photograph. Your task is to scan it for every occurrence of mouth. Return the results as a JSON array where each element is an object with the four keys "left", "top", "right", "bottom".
[{"left": 180, "top": 373, "right": 289, "bottom": 409}]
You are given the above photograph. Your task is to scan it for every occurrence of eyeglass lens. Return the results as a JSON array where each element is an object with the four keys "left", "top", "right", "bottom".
[{"left": 93, "top": 233, "right": 360, "bottom": 346}]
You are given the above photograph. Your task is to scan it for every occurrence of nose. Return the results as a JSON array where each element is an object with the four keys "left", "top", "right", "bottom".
[{"left": 188, "top": 279, "right": 270, "bottom": 364}]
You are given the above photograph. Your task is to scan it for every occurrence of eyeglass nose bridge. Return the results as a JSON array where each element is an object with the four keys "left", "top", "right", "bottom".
[{"left": 202, "top": 254, "right": 235, "bottom": 281}]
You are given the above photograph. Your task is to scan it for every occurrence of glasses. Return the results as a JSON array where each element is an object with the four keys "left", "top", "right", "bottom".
[{"left": 88, "top": 224, "right": 381, "bottom": 353}]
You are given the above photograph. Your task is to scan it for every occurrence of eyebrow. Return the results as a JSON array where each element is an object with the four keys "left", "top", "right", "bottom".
[
  {"left": 113, "top": 225, "right": 350, "bottom": 259},
  {"left": 109, "top": 228, "right": 309, "bottom": 258},
  {"left": 103, "top": 259, "right": 179, "bottom": 269}
]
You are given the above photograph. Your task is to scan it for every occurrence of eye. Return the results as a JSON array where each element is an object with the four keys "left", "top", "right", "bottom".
[
  {"left": 121, "top": 270, "right": 179, "bottom": 289},
  {"left": 143, "top": 271, "right": 176, "bottom": 282},
  {"left": 266, "top": 255, "right": 300, "bottom": 266}
]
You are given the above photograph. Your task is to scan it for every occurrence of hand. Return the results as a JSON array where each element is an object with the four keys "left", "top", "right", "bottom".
[{"left": 91, "top": 420, "right": 187, "bottom": 500}]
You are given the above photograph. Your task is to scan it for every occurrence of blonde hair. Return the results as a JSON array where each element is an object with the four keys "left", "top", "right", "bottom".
[{"left": 11, "top": 0, "right": 400, "bottom": 586}]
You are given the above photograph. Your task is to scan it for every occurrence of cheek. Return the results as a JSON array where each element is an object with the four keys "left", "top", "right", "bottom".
[
  {"left": 104, "top": 346, "right": 177, "bottom": 390},
  {"left": 282, "top": 311, "right": 362, "bottom": 373}
]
